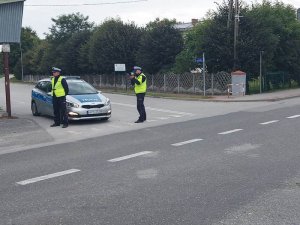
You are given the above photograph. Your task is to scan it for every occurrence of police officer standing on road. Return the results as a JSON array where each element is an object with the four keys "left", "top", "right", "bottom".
[
  {"left": 50, "top": 67, "right": 69, "bottom": 128},
  {"left": 129, "top": 66, "right": 147, "bottom": 123}
]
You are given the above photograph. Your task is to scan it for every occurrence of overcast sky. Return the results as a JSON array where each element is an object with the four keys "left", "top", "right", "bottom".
[{"left": 22, "top": 0, "right": 300, "bottom": 38}]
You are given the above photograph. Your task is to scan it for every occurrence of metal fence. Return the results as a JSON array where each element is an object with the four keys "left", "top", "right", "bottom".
[{"left": 24, "top": 71, "right": 231, "bottom": 96}]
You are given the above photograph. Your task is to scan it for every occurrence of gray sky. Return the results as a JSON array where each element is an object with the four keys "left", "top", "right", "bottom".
[{"left": 22, "top": 0, "right": 300, "bottom": 38}]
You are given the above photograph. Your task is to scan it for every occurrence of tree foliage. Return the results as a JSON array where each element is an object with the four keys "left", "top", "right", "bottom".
[
  {"left": 136, "top": 18, "right": 184, "bottom": 74},
  {"left": 88, "top": 18, "right": 142, "bottom": 74}
]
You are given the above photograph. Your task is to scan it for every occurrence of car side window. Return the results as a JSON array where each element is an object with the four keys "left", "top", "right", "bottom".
[
  {"left": 45, "top": 81, "right": 52, "bottom": 93},
  {"left": 36, "top": 81, "right": 50, "bottom": 93}
]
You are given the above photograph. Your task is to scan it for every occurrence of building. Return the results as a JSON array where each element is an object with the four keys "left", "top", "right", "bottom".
[{"left": 174, "top": 19, "right": 200, "bottom": 32}]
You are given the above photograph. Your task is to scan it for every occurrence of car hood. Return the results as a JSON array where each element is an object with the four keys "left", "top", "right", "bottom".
[{"left": 67, "top": 94, "right": 106, "bottom": 104}]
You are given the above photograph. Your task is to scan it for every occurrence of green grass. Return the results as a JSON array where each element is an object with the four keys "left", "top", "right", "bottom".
[
  {"left": 248, "top": 78, "right": 299, "bottom": 94},
  {"left": 99, "top": 87, "right": 212, "bottom": 100}
]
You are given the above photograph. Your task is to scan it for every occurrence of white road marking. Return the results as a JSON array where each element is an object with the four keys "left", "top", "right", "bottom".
[
  {"left": 287, "top": 115, "right": 300, "bottom": 119},
  {"left": 108, "top": 151, "right": 153, "bottom": 162},
  {"left": 225, "top": 143, "right": 261, "bottom": 154},
  {"left": 172, "top": 139, "right": 203, "bottom": 147},
  {"left": 218, "top": 129, "right": 243, "bottom": 135},
  {"left": 112, "top": 102, "right": 194, "bottom": 115},
  {"left": 168, "top": 115, "right": 184, "bottom": 118},
  {"left": 260, "top": 120, "right": 279, "bottom": 125},
  {"left": 155, "top": 117, "right": 170, "bottom": 120},
  {"left": 16, "top": 169, "right": 80, "bottom": 186}
]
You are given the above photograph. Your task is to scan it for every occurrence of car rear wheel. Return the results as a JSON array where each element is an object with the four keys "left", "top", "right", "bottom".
[{"left": 31, "top": 101, "right": 40, "bottom": 116}]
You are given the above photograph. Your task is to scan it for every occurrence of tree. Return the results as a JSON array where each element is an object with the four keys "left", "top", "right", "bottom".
[
  {"left": 88, "top": 18, "right": 142, "bottom": 74},
  {"left": 10, "top": 27, "right": 40, "bottom": 79},
  {"left": 41, "top": 13, "right": 94, "bottom": 75},
  {"left": 46, "top": 12, "right": 94, "bottom": 42},
  {"left": 136, "top": 18, "right": 184, "bottom": 74}
]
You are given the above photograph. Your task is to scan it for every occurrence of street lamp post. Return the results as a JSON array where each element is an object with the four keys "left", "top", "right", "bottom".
[{"left": 259, "top": 51, "right": 264, "bottom": 93}]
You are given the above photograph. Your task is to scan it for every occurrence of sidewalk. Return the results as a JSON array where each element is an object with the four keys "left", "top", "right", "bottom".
[{"left": 210, "top": 88, "right": 300, "bottom": 102}]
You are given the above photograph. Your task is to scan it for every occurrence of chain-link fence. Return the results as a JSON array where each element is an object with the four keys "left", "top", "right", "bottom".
[{"left": 24, "top": 71, "right": 231, "bottom": 96}]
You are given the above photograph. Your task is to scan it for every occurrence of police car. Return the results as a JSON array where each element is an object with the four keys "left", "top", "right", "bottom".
[{"left": 31, "top": 77, "right": 111, "bottom": 120}]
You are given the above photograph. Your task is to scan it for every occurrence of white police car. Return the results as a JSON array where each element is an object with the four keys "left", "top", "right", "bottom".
[{"left": 31, "top": 77, "right": 111, "bottom": 120}]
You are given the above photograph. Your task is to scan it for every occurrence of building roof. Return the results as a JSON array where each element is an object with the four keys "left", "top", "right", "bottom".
[
  {"left": 0, "top": 0, "right": 24, "bottom": 5},
  {"left": 173, "top": 23, "right": 194, "bottom": 31}
]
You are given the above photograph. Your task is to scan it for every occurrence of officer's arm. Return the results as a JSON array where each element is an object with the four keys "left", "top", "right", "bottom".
[
  {"left": 61, "top": 79, "right": 69, "bottom": 95},
  {"left": 131, "top": 78, "right": 141, "bottom": 85}
]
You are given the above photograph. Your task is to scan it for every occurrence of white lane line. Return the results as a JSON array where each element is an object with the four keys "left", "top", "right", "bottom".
[
  {"left": 112, "top": 102, "right": 194, "bottom": 115},
  {"left": 287, "top": 115, "right": 300, "bottom": 119},
  {"left": 172, "top": 139, "right": 203, "bottom": 147},
  {"left": 155, "top": 117, "right": 170, "bottom": 120},
  {"left": 218, "top": 129, "right": 243, "bottom": 135},
  {"left": 16, "top": 169, "right": 80, "bottom": 186},
  {"left": 108, "top": 151, "right": 153, "bottom": 162},
  {"left": 260, "top": 120, "right": 279, "bottom": 125},
  {"left": 169, "top": 115, "right": 184, "bottom": 118}
]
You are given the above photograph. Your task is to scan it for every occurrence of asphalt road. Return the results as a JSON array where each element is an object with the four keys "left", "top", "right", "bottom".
[
  {"left": 1, "top": 95, "right": 300, "bottom": 224},
  {"left": 1, "top": 80, "right": 300, "bottom": 224}
]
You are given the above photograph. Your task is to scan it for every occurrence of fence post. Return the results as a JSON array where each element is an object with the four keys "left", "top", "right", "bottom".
[
  {"left": 152, "top": 74, "right": 154, "bottom": 92},
  {"left": 193, "top": 73, "right": 195, "bottom": 94},
  {"left": 211, "top": 73, "right": 214, "bottom": 96},
  {"left": 164, "top": 74, "right": 166, "bottom": 92},
  {"left": 177, "top": 74, "right": 180, "bottom": 93}
]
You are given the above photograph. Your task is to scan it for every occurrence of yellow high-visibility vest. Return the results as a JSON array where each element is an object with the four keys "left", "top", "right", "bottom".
[
  {"left": 51, "top": 76, "right": 66, "bottom": 97},
  {"left": 134, "top": 73, "right": 147, "bottom": 94}
]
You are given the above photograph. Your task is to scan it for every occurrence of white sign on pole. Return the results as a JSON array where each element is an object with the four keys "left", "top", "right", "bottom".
[{"left": 114, "top": 64, "right": 126, "bottom": 72}]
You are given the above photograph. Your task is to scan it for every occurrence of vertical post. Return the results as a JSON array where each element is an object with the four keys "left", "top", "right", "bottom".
[
  {"left": 193, "top": 73, "right": 195, "bottom": 93},
  {"left": 125, "top": 73, "right": 128, "bottom": 92},
  {"left": 203, "top": 52, "right": 206, "bottom": 96},
  {"left": 259, "top": 51, "right": 263, "bottom": 93},
  {"left": 2, "top": 44, "right": 12, "bottom": 117},
  {"left": 211, "top": 73, "right": 214, "bottom": 96},
  {"left": 20, "top": 43, "right": 24, "bottom": 81},
  {"left": 152, "top": 74, "right": 154, "bottom": 91},
  {"left": 233, "top": 0, "right": 239, "bottom": 70},
  {"left": 114, "top": 72, "right": 116, "bottom": 89},
  {"left": 164, "top": 74, "right": 166, "bottom": 92},
  {"left": 177, "top": 74, "right": 180, "bottom": 93}
]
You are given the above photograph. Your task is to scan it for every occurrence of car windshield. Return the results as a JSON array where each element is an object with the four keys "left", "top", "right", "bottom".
[{"left": 68, "top": 80, "right": 98, "bottom": 95}]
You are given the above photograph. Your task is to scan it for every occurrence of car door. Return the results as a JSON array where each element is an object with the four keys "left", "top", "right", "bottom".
[
  {"left": 33, "top": 81, "right": 53, "bottom": 116},
  {"left": 43, "top": 81, "right": 53, "bottom": 116}
]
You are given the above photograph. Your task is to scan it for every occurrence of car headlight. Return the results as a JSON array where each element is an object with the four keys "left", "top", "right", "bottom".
[
  {"left": 66, "top": 101, "right": 80, "bottom": 108},
  {"left": 104, "top": 98, "right": 110, "bottom": 106}
]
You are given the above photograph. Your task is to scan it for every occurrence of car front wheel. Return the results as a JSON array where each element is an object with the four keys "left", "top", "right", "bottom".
[{"left": 31, "top": 101, "right": 40, "bottom": 116}]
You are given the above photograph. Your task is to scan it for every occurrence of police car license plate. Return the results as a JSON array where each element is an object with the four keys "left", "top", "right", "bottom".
[{"left": 87, "top": 109, "right": 101, "bottom": 115}]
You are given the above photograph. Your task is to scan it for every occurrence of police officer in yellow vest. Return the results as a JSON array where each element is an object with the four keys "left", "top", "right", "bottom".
[
  {"left": 50, "top": 67, "right": 69, "bottom": 128},
  {"left": 129, "top": 66, "right": 147, "bottom": 123}
]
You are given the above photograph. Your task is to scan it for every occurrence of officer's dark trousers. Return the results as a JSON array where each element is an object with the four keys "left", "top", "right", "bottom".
[
  {"left": 53, "top": 96, "right": 68, "bottom": 125},
  {"left": 136, "top": 93, "right": 146, "bottom": 121}
]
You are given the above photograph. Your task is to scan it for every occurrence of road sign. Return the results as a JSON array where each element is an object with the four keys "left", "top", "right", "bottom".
[
  {"left": 195, "top": 58, "right": 203, "bottom": 63},
  {"left": 114, "top": 64, "right": 126, "bottom": 72}
]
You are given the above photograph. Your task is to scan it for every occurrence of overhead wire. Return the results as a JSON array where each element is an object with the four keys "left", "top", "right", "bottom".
[{"left": 25, "top": 0, "right": 148, "bottom": 7}]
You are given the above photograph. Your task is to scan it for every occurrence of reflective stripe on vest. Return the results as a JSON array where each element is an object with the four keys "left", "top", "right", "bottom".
[
  {"left": 134, "top": 73, "right": 147, "bottom": 94},
  {"left": 52, "top": 76, "right": 66, "bottom": 97}
]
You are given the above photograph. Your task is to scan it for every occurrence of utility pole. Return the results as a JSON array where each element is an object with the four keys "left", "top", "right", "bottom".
[
  {"left": 227, "top": 0, "right": 233, "bottom": 29},
  {"left": 2, "top": 44, "right": 12, "bottom": 117},
  {"left": 233, "top": 0, "right": 239, "bottom": 70},
  {"left": 259, "top": 51, "right": 264, "bottom": 93},
  {"left": 203, "top": 52, "right": 206, "bottom": 96}
]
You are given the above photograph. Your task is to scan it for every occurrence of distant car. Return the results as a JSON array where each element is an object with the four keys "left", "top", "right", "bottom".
[{"left": 31, "top": 77, "right": 111, "bottom": 121}]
